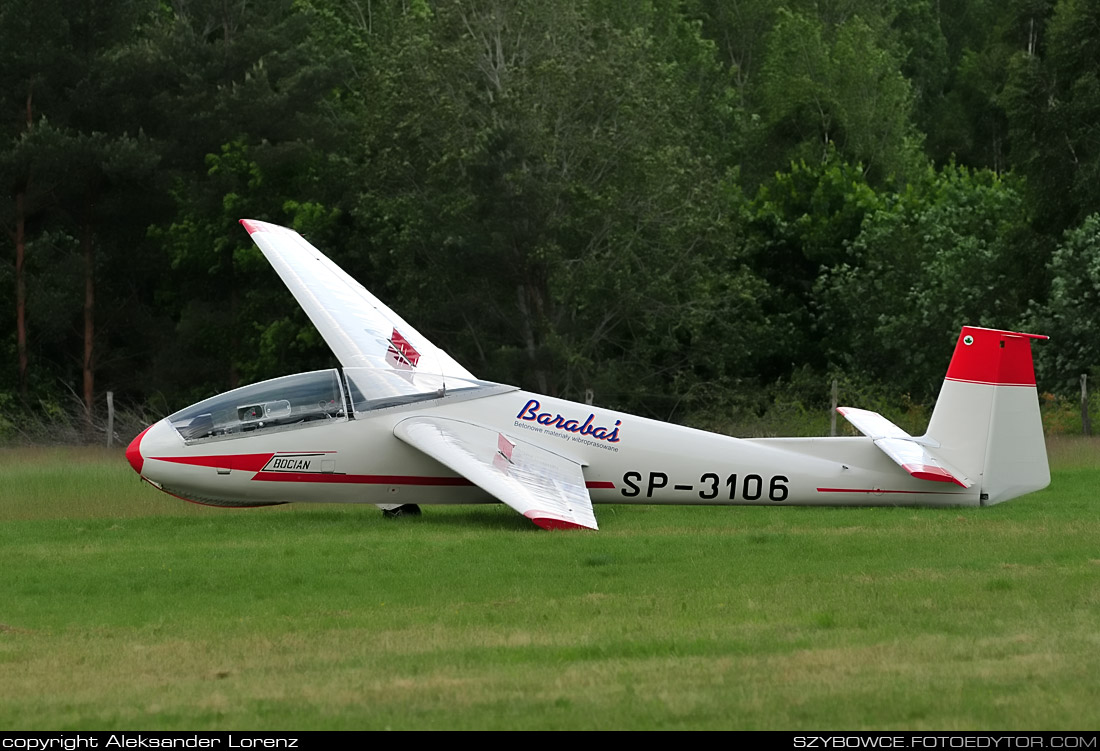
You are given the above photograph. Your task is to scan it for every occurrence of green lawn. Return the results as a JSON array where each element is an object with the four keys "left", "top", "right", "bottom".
[{"left": 0, "top": 440, "right": 1097, "bottom": 730}]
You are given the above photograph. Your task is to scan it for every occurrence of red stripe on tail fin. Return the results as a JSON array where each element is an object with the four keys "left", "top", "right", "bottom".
[{"left": 944, "top": 326, "right": 1047, "bottom": 387}]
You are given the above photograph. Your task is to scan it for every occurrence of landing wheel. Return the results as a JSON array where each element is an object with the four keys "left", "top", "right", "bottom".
[{"left": 382, "top": 504, "right": 422, "bottom": 519}]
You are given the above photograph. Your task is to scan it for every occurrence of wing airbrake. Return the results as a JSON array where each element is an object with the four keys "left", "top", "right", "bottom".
[
  {"left": 394, "top": 417, "right": 598, "bottom": 530},
  {"left": 837, "top": 407, "right": 972, "bottom": 487},
  {"left": 240, "top": 219, "right": 474, "bottom": 379}
]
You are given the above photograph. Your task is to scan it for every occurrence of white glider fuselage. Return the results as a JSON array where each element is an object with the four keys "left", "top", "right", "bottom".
[
  {"left": 127, "top": 219, "right": 1050, "bottom": 529},
  {"left": 132, "top": 384, "right": 978, "bottom": 511}
]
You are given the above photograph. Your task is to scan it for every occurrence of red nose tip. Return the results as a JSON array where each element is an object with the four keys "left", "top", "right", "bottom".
[{"left": 127, "top": 425, "right": 152, "bottom": 475}]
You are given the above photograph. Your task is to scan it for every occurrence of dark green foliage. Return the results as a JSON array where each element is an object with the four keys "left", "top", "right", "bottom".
[
  {"left": 1002, "top": 0, "right": 1100, "bottom": 236},
  {"left": 0, "top": 0, "right": 1094, "bottom": 434},
  {"left": 741, "top": 158, "right": 881, "bottom": 377},
  {"left": 816, "top": 164, "right": 1036, "bottom": 396},
  {"left": 1032, "top": 214, "right": 1100, "bottom": 392}
]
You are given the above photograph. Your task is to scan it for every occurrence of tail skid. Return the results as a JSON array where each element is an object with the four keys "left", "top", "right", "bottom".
[{"left": 839, "top": 327, "right": 1049, "bottom": 505}]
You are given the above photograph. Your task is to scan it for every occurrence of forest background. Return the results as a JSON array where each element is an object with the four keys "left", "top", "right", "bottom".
[{"left": 3, "top": 0, "right": 1100, "bottom": 442}]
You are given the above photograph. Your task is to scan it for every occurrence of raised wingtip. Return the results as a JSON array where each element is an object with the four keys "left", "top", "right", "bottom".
[{"left": 239, "top": 219, "right": 300, "bottom": 238}]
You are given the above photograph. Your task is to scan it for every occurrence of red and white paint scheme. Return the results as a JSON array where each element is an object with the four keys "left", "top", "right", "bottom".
[{"left": 126, "top": 220, "right": 1052, "bottom": 530}]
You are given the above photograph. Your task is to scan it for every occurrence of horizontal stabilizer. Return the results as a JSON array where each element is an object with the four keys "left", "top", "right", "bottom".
[
  {"left": 394, "top": 416, "right": 598, "bottom": 530},
  {"left": 837, "top": 407, "right": 971, "bottom": 488}
]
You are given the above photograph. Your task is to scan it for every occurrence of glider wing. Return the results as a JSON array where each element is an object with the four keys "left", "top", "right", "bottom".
[
  {"left": 240, "top": 219, "right": 474, "bottom": 379},
  {"left": 394, "top": 416, "right": 598, "bottom": 530}
]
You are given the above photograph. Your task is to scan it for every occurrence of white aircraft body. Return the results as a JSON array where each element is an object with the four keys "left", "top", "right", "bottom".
[{"left": 126, "top": 220, "right": 1051, "bottom": 530}]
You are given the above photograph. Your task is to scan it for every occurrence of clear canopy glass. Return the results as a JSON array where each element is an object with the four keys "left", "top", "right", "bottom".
[
  {"left": 168, "top": 369, "right": 346, "bottom": 442},
  {"left": 167, "top": 367, "right": 496, "bottom": 443}
]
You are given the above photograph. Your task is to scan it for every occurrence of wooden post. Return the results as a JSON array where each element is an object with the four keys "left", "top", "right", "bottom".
[
  {"left": 1082, "top": 375, "right": 1091, "bottom": 437},
  {"left": 106, "top": 391, "right": 115, "bottom": 447},
  {"left": 830, "top": 378, "right": 838, "bottom": 436}
]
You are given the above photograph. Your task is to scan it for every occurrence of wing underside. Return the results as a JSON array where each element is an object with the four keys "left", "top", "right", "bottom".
[{"left": 394, "top": 416, "right": 598, "bottom": 530}]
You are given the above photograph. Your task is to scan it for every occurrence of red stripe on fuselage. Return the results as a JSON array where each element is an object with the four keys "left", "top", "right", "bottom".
[
  {"left": 251, "top": 472, "right": 474, "bottom": 486},
  {"left": 152, "top": 452, "right": 613, "bottom": 491},
  {"left": 816, "top": 487, "right": 967, "bottom": 495},
  {"left": 152, "top": 454, "right": 274, "bottom": 472},
  {"left": 250, "top": 473, "right": 616, "bottom": 490}
]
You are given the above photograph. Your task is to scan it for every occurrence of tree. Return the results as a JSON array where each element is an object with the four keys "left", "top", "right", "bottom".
[
  {"left": 816, "top": 164, "right": 1034, "bottom": 398},
  {"left": 344, "top": 0, "right": 769, "bottom": 417},
  {"left": 1032, "top": 214, "right": 1100, "bottom": 391},
  {"left": 754, "top": 7, "right": 924, "bottom": 187},
  {"left": 1001, "top": 0, "right": 1100, "bottom": 237},
  {"left": 149, "top": 0, "right": 358, "bottom": 401},
  {"left": 740, "top": 157, "right": 881, "bottom": 376},
  {"left": 0, "top": 0, "right": 80, "bottom": 402}
]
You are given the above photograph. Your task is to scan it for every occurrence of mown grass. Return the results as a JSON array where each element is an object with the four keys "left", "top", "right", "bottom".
[{"left": 0, "top": 440, "right": 1098, "bottom": 730}]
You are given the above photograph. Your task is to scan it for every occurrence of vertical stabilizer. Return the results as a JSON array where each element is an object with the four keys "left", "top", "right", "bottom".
[{"left": 925, "top": 327, "right": 1049, "bottom": 505}]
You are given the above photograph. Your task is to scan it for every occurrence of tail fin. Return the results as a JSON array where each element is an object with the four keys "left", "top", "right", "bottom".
[{"left": 925, "top": 327, "right": 1050, "bottom": 505}]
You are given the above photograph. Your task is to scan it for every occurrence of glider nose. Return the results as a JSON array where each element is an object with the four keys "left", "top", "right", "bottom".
[{"left": 126, "top": 425, "right": 152, "bottom": 475}]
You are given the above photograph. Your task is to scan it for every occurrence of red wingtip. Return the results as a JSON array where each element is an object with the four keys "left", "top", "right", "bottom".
[
  {"left": 126, "top": 425, "right": 152, "bottom": 475},
  {"left": 944, "top": 326, "right": 1045, "bottom": 387},
  {"left": 239, "top": 219, "right": 299, "bottom": 238},
  {"left": 526, "top": 514, "right": 593, "bottom": 531}
]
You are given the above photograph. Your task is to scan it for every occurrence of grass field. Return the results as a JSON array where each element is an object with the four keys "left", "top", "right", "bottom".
[{"left": 0, "top": 440, "right": 1098, "bottom": 730}]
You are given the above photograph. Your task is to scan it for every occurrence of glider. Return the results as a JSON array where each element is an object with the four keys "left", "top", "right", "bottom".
[{"left": 126, "top": 220, "right": 1051, "bottom": 529}]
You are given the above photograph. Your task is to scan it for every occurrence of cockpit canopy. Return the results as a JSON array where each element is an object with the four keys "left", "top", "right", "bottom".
[{"left": 167, "top": 367, "right": 488, "bottom": 443}]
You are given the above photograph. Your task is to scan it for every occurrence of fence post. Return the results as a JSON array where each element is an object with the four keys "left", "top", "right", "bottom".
[
  {"left": 106, "top": 391, "right": 115, "bottom": 447},
  {"left": 1082, "top": 375, "right": 1091, "bottom": 437},
  {"left": 584, "top": 389, "right": 594, "bottom": 406},
  {"left": 830, "top": 378, "right": 838, "bottom": 436}
]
